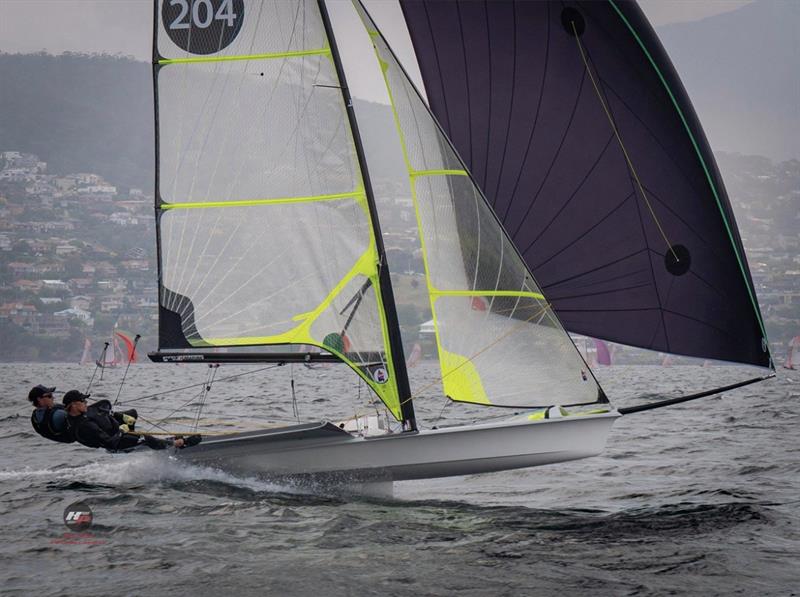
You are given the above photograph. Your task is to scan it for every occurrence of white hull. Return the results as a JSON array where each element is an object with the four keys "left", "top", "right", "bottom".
[{"left": 177, "top": 411, "right": 619, "bottom": 483}]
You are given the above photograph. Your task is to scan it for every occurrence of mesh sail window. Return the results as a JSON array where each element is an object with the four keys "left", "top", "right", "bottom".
[
  {"left": 355, "top": 3, "right": 602, "bottom": 408},
  {"left": 400, "top": 0, "right": 770, "bottom": 368},
  {"left": 154, "top": 0, "right": 401, "bottom": 418}
]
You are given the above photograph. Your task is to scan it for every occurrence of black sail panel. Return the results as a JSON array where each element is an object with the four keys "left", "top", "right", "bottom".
[{"left": 400, "top": 0, "right": 771, "bottom": 367}]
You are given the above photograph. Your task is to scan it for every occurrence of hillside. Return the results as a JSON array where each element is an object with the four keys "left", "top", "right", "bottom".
[
  {"left": 0, "top": 52, "right": 406, "bottom": 192},
  {"left": 0, "top": 52, "right": 153, "bottom": 190}
]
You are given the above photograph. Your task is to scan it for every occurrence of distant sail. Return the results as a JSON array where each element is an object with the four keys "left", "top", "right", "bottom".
[
  {"left": 595, "top": 339, "right": 612, "bottom": 366},
  {"left": 114, "top": 331, "right": 138, "bottom": 363},
  {"left": 785, "top": 336, "right": 800, "bottom": 370},
  {"left": 406, "top": 342, "right": 422, "bottom": 368},
  {"left": 95, "top": 337, "right": 118, "bottom": 369},
  {"left": 112, "top": 336, "right": 122, "bottom": 365},
  {"left": 400, "top": 0, "right": 770, "bottom": 368},
  {"left": 80, "top": 338, "right": 92, "bottom": 365}
]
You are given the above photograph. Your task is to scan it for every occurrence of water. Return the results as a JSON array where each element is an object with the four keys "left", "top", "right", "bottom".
[{"left": 1, "top": 363, "right": 798, "bottom": 595}]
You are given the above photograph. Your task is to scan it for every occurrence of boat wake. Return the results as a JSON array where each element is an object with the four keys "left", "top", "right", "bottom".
[{"left": 0, "top": 453, "right": 292, "bottom": 495}]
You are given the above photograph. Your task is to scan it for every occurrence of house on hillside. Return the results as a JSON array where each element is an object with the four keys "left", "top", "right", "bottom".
[
  {"left": 54, "top": 307, "right": 93, "bottom": 326},
  {"left": 70, "top": 295, "right": 92, "bottom": 310},
  {"left": 0, "top": 302, "right": 37, "bottom": 325}
]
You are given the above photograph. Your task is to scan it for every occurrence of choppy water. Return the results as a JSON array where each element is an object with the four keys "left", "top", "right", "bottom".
[{"left": 1, "top": 362, "right": 798, "bottom": 595}]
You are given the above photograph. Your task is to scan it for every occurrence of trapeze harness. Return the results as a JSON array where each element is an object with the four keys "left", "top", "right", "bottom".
[
  {"left": 69, "top": 400, "right": 179, "bottom": 452},
  {"left": 69, "top": 400, "right": 148, "bottom": 452}
]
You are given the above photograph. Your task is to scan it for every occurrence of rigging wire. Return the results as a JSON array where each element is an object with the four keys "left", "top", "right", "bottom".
[
  {"left": 432, "top": 398, "right": 451, "bottom": 428},
  {"left": 100, "top": 341, "right": 111, "bottom": 382},
  {"left": 85, "top": 341, "right": 109, "bottom": 394},
  {"left": 567, "top": 22, "right": 676, "bottom": 262},
  {"left": 144, "top": 382, "right": 209, "bottom": 433},
  {"left": 114, "top": 364, "right": 282, "bottom": 405},
  {"left": 113, "top": 334, "right": 141, "bottom": 407},
  {"left": 569, "top": 19, "right": 678, "bottom": 262},
  {"left": 290, "top": 363, "right": 300, "bottom": 423},
  {"left": 191, "top": 364, "right": 219, "bottom": 432}
]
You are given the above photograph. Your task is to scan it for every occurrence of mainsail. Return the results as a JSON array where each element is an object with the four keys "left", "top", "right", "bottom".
[
  {"left": 152, "top": 0, "right": 408, "bottom": 420},
  {"left": 399, "top": 0, "right": 771, "bottom": 368},
  {"left": 355, "top": 2, "right": 603, "bottom": 408}
]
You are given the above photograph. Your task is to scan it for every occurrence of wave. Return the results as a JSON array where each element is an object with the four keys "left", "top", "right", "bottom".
[{"left": 0, "top": 453, "right": 292, "bottom": 494}]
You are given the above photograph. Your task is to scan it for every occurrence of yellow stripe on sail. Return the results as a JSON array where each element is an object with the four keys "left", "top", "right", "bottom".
[
  {"left": 158, "top": 48, "right": 331, "bottom": 65},
  {"left": 429, "top": 289, "right": 546, "bottom": 301},
  {"left": 360, "top": 5, "right": 557, "bottom": 408},
  {"left": 410, "top": 169, "right": 467, "bottom": 178},
  {"left": 161, "top": 191, "right": 365, "bottom": 210},
  {"left": 192, "top": 248, "right": 403, "bottom": 421}
]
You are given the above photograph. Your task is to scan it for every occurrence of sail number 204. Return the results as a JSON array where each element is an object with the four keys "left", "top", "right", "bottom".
[
  {"left": 168, "top": 0, "right": 237, "bottom": 29},
  {"left": 162, "top": 0, "right": 245, "bottom": 55}
]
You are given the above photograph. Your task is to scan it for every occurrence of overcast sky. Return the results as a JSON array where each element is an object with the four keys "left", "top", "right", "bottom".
[
  {"left": 0, "top": 0, "right": 756, "bottom": 60},
  {"left": 0, "top": 0, "right": 762, "bottom": 103}
]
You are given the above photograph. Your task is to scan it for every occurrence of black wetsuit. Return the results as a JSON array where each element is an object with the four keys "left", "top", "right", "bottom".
[
  {"left": 69, "top": 400, "right": 171, "bottom": 452},
  {"left": 31, "top": 404, "right": 74, "bottom": 443}
]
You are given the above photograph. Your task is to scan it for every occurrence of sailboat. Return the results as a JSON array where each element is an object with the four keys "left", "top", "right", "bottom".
[
  {"left": 115, "top": 330, "right": 139, "bottom": 364},
  {"left": 80, "top": 338, "right": 92, "bottom": 365},
  {"left": 785, "top": 336, "right": 799, "bottom": 370},
  {"left": 569, "top": 334, "right": 597, "bottom": 368},
  {"left": 95, "top": 335, "right": 119, "bottom": 369},
  {"left": 595, "top": 339, "right": 613, "bottom": 367},
  {"left": 95, "top": 330, "right": 138, "bottom": 368},
  {"left": 147, "top": 0, "right": 772, "bottom": 483}
]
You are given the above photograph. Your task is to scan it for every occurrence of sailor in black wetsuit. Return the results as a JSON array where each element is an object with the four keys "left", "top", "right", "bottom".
[
  {"left": 28, "top": 385, "right": 73, "bottom": 444},
  {"left": 63, "top": 391, "right": 199, "bottom": 452}
]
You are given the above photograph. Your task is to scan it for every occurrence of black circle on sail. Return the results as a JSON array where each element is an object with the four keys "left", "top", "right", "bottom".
[
  {"left": 162, "top": 0, "right": 245, "bottom": 55},
  {"left": 561, "top": 7, "right": 586, "bottom": 37},
  {"left": 665, "top": 244, "right": 692, "bottom": 276}
]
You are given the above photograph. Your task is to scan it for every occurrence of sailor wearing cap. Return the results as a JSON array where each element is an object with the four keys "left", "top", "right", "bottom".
[
  {"left": 63, "top": 391, "right": 199, "bottom": 452},
  {"left": 28, "top": 385, "right": 74, "bottom": 444},
  {"left": 63, "top": 390, "right": 144, "bottom": 451}
]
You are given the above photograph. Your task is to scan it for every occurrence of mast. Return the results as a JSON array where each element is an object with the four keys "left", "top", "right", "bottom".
[
  {"left": 317, "top": 0, "right": 416, "bottom": 431},
  {"left": 151, "top": 0, "right": 166, "bottom": 352}
]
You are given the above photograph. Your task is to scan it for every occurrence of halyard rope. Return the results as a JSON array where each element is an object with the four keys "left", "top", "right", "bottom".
[{"left": 570, "top": 19, "right": 678, "bottom": 262}]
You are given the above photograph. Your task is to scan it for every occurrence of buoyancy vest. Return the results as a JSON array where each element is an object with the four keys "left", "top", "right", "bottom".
[{"left": 30, "top": 405, "right": 75, "bottom": 443}]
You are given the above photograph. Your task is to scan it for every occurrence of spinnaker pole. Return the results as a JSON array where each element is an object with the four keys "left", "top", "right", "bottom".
[{"left": 318, "top": 0, "right": 416, "bottom": 431}]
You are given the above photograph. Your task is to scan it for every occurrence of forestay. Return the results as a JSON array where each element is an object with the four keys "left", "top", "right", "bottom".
[
  {"left": 354, "top": 2, "right": 604, "bottom": 408},
  {"left": 153, "top": 0, "right": 403, "bottom": 418}
]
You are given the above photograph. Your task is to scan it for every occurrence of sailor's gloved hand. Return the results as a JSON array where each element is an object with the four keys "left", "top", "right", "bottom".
[
  {"left": 119, "top": 424, "right": 130, "bottom": 433},
  {"left": 122, "top": 414, "right": 137, "bottom": 426}
]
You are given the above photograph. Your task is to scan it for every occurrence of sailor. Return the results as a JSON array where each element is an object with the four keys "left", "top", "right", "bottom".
[
  {"left": 63, "top": 390, "right": 200, "bottom": 452},
  {"left": 28, "top": 385, "right": 73, "bottom": 443}
]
